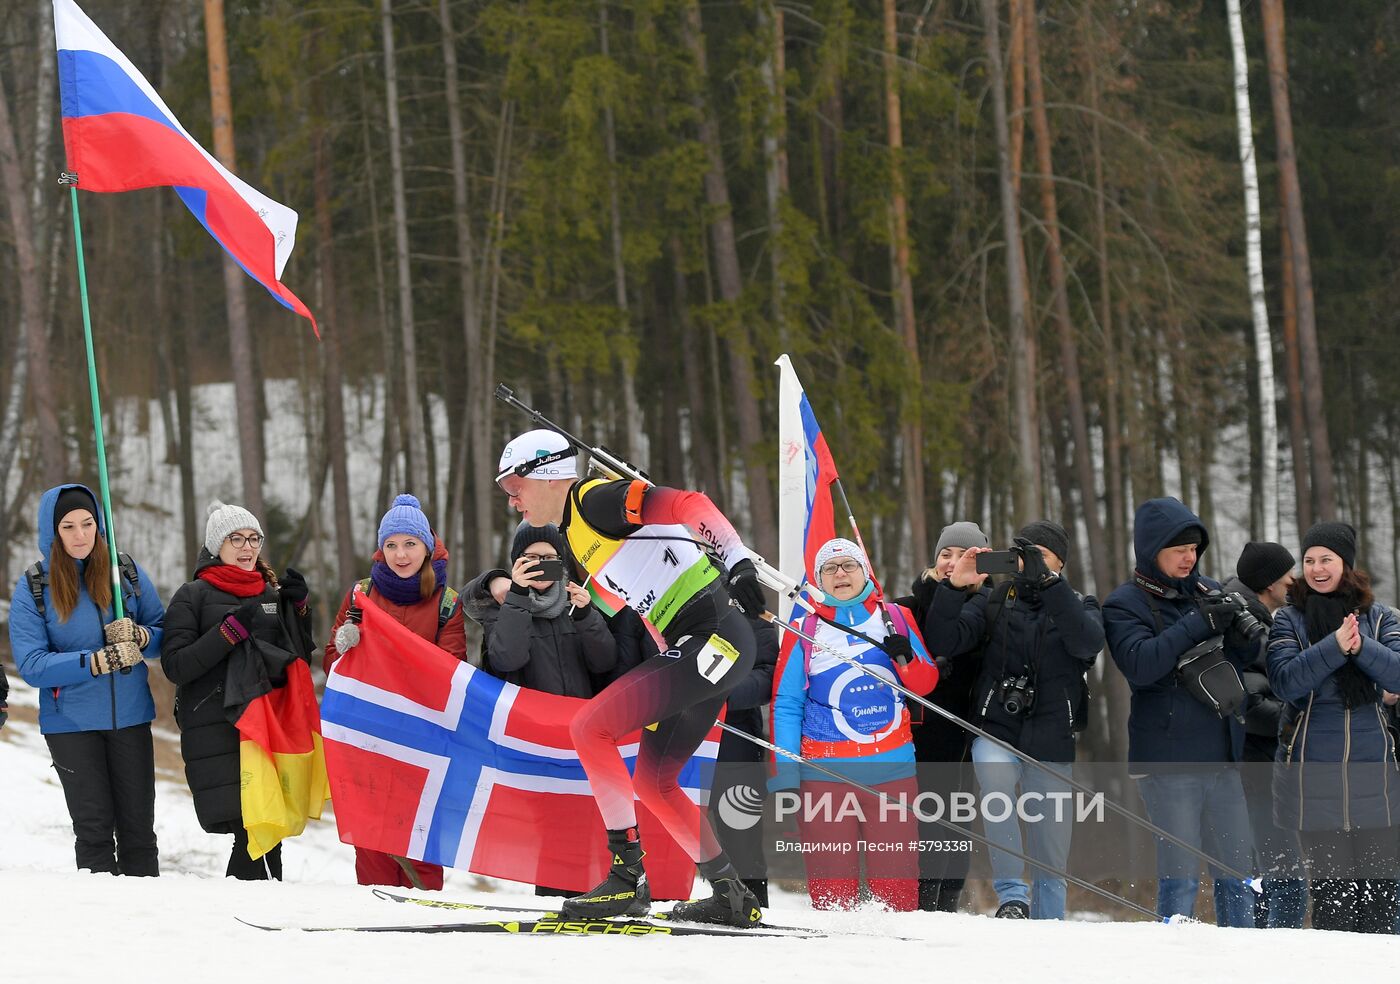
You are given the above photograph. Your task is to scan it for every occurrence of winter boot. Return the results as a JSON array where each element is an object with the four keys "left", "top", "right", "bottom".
[
  {"left": 995, "top": 900, "right": 1030, "bottom": 919},
  {"left": 560, "top": 827, "right": 651, "bottom": 919},
  {"left": 668, "top": 856, "right": 764, "bottom": 928}
]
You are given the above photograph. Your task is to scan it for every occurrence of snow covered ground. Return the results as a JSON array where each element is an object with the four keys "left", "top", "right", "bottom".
[{"left": 3, "top": 683, "right": 1397, "bottom": 984}]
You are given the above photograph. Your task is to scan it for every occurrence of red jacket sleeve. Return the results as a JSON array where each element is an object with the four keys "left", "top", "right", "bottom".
[
  {"left": 638, "top": 485, "right": 755, "bottom": 570},
  {"left": 324, "top": 587, "right": 355, "bottom": 675}
]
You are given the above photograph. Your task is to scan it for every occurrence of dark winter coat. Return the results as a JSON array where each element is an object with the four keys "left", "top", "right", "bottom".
[
  {"left": 897, "top": 576, "right": 986, "bottom": 764},
  {"left": 926, "top": 573, "right": 1103, "bottom": 764},
  {"left": 718, "top": 614, "right": 778, "bottom": 765},
  {"left": 462, "top": 568, "right": 617, "bottom": 697},
  {"left": 1102, "top": 497, "right": 1247, "bottom": 766},
  {"left": 1220, "top": 576, "right": 1285, "bottom": 763},
  {"left": 593, "top": 606, "right": 659, "bottom": 692},
  {"left": 160, "top": 551, "right": 315, "bottom": 834},
  {"left": 1268, "top": 603, "right": 1400, "bottom": 831},
  {"left": 8, "top": 484, "right": 165, "bottom": 734}
]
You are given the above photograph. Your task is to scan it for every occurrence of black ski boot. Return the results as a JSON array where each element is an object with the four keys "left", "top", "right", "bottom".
[
  {"left": 668, "top": 856, "right": 763, "bottom": 928},
  {"left": 560, "top": 827, "right": 651, "bottom": 919}
]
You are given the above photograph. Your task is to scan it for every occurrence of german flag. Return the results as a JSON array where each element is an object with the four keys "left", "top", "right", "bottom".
[{"left": 238, "top": 659, "right": 330, "bottom": 860}]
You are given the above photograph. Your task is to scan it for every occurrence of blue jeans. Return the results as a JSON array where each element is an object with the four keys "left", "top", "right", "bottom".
[
  {"left": 1240, "top": 760, "right": 1307, "bottom": 928},
  {"left": 1136, "top": 768, "right": 1256, "bottom": 927},
  {"left": 971, "top": 737, "right": 1073, "bottom": 919}
]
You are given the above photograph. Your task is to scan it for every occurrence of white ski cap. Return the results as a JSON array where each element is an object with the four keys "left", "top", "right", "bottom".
[{"left": 496, "top": 429, "right": 580, "bottom": 485}]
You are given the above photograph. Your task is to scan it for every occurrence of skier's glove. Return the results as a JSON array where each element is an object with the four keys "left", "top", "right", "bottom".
[
  {"left": 103, "top": 617, "right": 151, "bottom": 650},
  {"left": 725, "top": 559, "right": 768, "bottom": 617},
  {"left": 90, "top": 641, "right": 144, "bottom": 676}
]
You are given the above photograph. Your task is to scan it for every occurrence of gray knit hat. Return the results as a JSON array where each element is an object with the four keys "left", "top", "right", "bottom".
[
  {"left": 204, "top": 500, "right": 264, "bottom": 556},
  {"left": 935, "top": 521, "right": 990, "bottom": 557}
]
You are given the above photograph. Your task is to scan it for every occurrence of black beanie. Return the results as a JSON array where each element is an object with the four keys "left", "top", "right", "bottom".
[
  {"left": 1164, "top": 525, "right": 1205, "bottom": 549},
  {"left": 1016, "top": 520, "right": 1070, "bottom": 565},
  {"left": 1301, "top": 521, "right": 1357, "bottom": 569},
  {"left": 1236, "top": 541, "right": 1295, "bottom": 592},
  {"left": 53, "top": 487, "right": 99, "bottom": 533},
  {"left": 510, "top": 521, "right": 564, "bottom": 562}
]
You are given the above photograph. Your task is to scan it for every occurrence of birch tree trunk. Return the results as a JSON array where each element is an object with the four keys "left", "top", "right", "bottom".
[
  {"left": 1226, "top": 0, "right": 1279, "bottom": 541},
  {"left": 204, "top": 0, "right": 264, "bottom": 516},
  {"left": 681, "top": 0, "right": 776, "bottom": 556},
  {"left": 1261, "top": 0, "right": 1334, "bottom": 519},
  {"left": 381, "top": 0, "right": 429, "bottom": 498},
  {"left": 1024, "top": 1, "right": 1108, "bottom": 591},
  {"left": 981, "top": 0, "right": 1040, "bottom": 522}
]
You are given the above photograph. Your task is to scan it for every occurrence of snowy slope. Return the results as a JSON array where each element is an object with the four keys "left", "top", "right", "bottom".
[{"left": 3, "top": 692, "right": 1397, "bottom": 984}]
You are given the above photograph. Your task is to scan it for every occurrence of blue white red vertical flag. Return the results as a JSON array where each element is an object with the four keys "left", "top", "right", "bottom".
[
  {"left": 52, "top": 0, "right": 316, "bottom": 330},
  {"left": 776, "top": 354, "right": 840, "bottom": 623},
  {"left": 321, "top": 591, "right": 716, "bottom": 901}
]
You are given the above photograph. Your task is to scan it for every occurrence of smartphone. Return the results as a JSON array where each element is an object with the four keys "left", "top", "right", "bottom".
[
  {"left": 530, "top": 558, "right": 566, "bottom": 582},
  {"left": 975, "top": 550, "right": 1020, "bottom": 576}
]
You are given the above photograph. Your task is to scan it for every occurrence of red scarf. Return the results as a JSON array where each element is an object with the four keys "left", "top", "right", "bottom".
[{"left": 197, "top": 563, "right": 268, "bottom": 598}]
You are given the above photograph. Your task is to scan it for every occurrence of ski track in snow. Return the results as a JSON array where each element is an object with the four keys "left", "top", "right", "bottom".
[{"left": 3, "top": 709, "right": 1398, "bottom": 983}]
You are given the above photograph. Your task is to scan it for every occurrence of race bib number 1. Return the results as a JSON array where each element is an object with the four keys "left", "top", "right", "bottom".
[{"left": 696, "top": 633, "right": 740, "bottom": 684}]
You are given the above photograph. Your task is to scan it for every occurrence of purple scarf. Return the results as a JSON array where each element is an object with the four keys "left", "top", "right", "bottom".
[{"left": 370, "top": 556, "right": 448, "bottom": 607}]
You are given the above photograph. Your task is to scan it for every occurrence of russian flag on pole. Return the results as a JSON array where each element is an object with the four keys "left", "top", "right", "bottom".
[
  {"left": 321, "top": 591, "right": 715, "bottom": 900},
  {"left": 775, "top": 354, "right": 840, "bottom": 622},
  {"left": 53, "top": 0, "right": 315, "bottom": 330}
]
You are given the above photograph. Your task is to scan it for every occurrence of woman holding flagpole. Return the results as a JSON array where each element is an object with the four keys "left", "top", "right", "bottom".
[
  {"left": 161, "top": 501, "right": 314, "bottom": 880},
  {"left": 8, "top": 484, "right": 165, "bottom": 875},
  {"left": 771, "top": 537, "right": 938, "bottom": 911}
]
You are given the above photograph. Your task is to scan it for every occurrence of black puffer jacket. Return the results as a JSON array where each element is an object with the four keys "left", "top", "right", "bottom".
[
  {"left": 897, "top": 575, "right": 986, "bottom": 764},
  {"left": 462, "top": 568, "right": 617, "bottom": 697},
  {"left": 160, "top": 551, "right": 315, "bottom": 833},
  {"left": 1221, "top": 576, "right": 1284, "bottom": 763},
  {"left": 926, "top": 574, "right": 1104, "bottom": 763},
  {"left": 718, "top": 614, "right": 778, "bottom": 764}
]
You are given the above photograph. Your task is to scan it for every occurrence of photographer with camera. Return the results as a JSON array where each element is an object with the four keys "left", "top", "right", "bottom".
[
  {"left": 1222, "top": 541, "right": 1307, "bottom": 929},
  {"left": 1102, "top": 497, "right": 1255, "bottom": 926},
  {"left": 929, "top": 521, "right": 1104, "bottom": 919}
]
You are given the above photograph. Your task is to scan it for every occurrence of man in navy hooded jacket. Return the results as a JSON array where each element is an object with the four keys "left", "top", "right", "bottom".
[{"left": 1102, "top": 497, "right": 1255, "bottom": 927}]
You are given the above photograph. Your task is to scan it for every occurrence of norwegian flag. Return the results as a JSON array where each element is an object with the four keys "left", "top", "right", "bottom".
[{"left": 321, "top": 590, "right": 715, "bottom": 900}]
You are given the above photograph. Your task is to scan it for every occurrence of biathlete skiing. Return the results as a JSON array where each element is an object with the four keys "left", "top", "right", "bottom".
[{"left": 494, "top": 422, "right": 770, "bottom": 928}]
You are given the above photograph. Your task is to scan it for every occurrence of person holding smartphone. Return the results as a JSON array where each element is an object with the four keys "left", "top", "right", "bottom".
[{"left": 462, "top": 522, "right": 617, "bottom": 699}]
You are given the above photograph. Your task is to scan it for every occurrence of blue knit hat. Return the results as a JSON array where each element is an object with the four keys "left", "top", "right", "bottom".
[{"left": 378, "top": 493, "right": 433, "bottom": 549}]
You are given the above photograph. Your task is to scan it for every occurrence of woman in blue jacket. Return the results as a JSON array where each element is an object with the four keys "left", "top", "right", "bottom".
[
  {"left": 1267, "top": 521, "right": 1400, "bottom": 933},
  {"left": 7, "top": 484, "right": 165, "bottom": 875}
]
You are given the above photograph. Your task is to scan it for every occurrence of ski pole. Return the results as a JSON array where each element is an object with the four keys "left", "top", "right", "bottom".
[
  {"left": 713, "top": 720, "right": 1160, "bottom": 921},
  {"left": 744, "top": 566, "right": 1253, "bottom": 884}
]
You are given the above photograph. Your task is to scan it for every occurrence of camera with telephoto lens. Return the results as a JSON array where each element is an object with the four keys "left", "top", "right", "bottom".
[
  {"left": 1200, "top": 588, "right": 1267, "bottom": 646},
  {"left": 999, "top": 674, "right": 1036, "bottom": 716}
]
